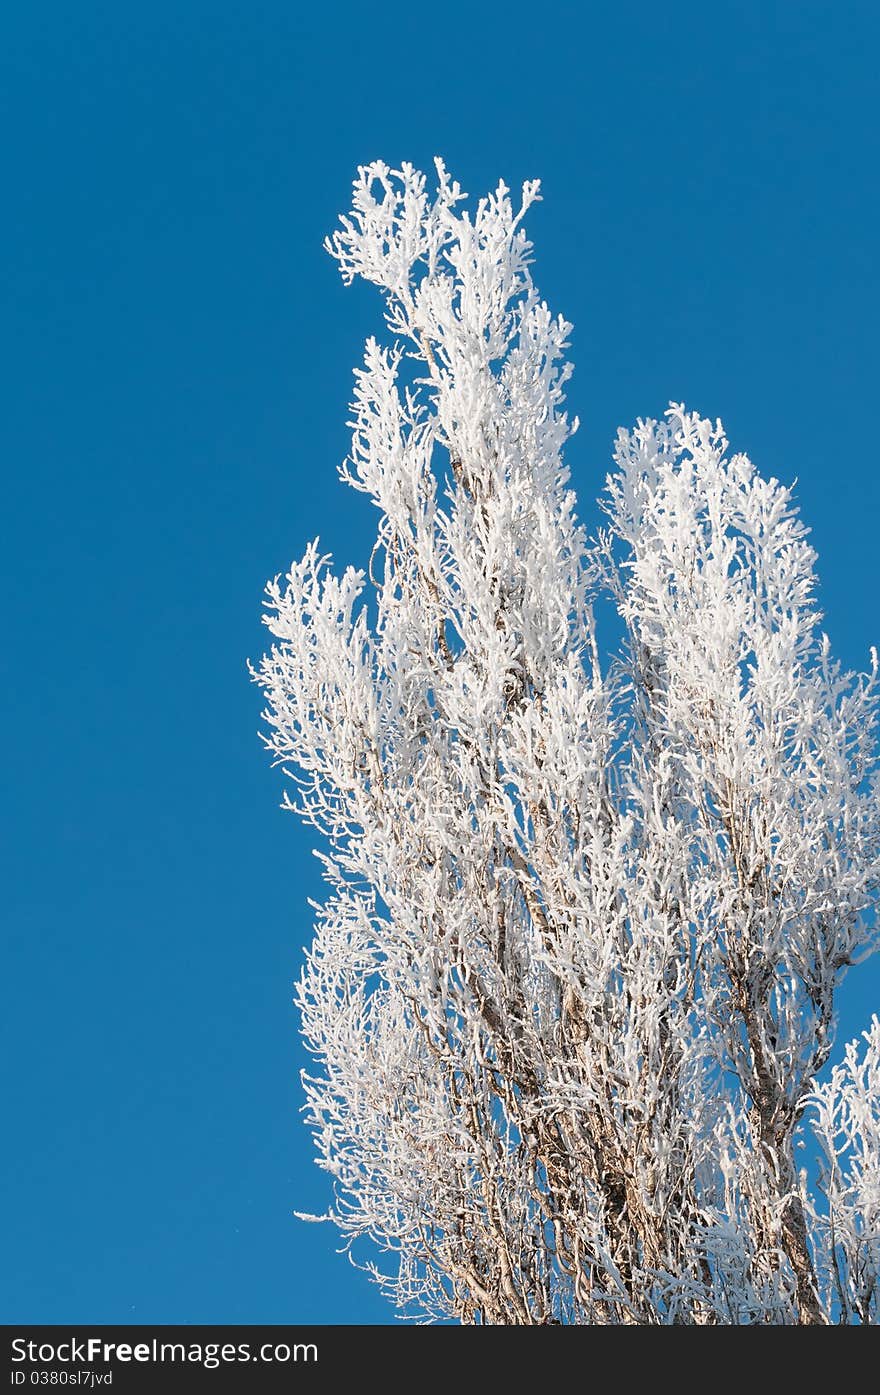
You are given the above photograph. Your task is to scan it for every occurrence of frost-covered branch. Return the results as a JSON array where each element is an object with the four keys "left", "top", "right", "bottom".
[
  {"left": 808, "top": 1017, "right": 880, "bottom": 1322},
  {"left": 253, "top": 159, "right": 880, "bottom": 1324}
]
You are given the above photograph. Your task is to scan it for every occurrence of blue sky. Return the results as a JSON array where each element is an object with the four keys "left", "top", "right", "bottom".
[{"left": 2, "top": 2, "right": 878, "bottom": 1324}]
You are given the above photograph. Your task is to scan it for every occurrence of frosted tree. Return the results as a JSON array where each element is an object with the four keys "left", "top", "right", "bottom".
[{"left": 253, "top": 160, "right": 880, "bottom": 1324}]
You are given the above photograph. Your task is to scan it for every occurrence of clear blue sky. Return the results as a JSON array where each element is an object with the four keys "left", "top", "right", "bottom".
[{"left": 2, "top": 1, "right": 878, "bottom": 1324}]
